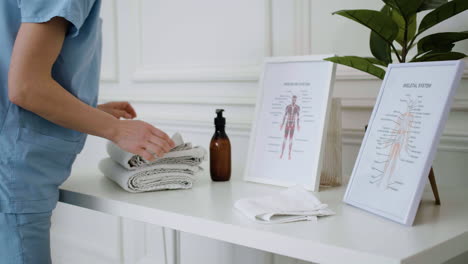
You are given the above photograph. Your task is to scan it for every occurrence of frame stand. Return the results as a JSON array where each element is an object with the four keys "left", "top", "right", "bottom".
[{"left": 428, "top": 167, "right": 441, "bottom": 205}]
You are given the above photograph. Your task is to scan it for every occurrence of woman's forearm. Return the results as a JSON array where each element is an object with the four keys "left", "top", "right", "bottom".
[
  {"left": 10, "top": 76, "right": 118, "bottom": 141},
  {"left": 8, "top": 17, "right": 118, "bottom": 140},
  {"left": 8, "top": 17, "right": 175, "bottom": 159}
]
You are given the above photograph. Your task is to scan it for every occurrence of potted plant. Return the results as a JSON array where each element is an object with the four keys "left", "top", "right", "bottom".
[{"left": 325, "top": 0, "right": 468, "bottom": 79}]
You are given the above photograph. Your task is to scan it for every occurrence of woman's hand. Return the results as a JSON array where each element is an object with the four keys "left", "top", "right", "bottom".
[
  {"left": 110, "top": 120, "right": 176, "bottom": 161},
  {"left": 99, "top": 103, "right": 175, "bottom": 160},
  {"left": 98, "top": 101, "right": 137, "bottom": 119}
]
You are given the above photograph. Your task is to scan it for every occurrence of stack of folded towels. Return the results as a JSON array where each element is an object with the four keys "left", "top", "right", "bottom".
[{"left": 99, "top": 133, "right": 207, "bottom": 193}]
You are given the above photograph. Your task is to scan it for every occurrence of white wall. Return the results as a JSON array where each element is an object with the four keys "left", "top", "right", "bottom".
[{"left": 51, "top": 0, "right": 468, "bottom": 263}]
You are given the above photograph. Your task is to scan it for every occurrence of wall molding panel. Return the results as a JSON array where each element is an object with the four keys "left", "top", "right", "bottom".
[
  {"left": 131, "top": 108, "right": 468, "bottom": 153},
  {"left": 294, "top": 0, "right": 311, "bottom": 55},
  {"left": 99, "top": 86, "right": 468, "bottom": 113},
  {"left": 99, "top": 0, "right": 119, "bottom": 82},
  {"left": 98, "top": 88, "right": 468, "bottom": 153},
  {"left": 131, "top": 64, "right": 263, "bottom": 85},
  {"left": 129, "top": 64, "right": 468, "bottom": 83},
  {"left": 99, "top": 89, "right": 257, "bottom": 106},
  {"left": 335, "top": 63, "right": 468, "bottom": 80},
  {"left": 264, "top": 0, "right": 273, "bottom": 57},
  {"left": 132, "top": 66, "right": 261, "bottom": 82},
  {"left": 130, "top": 0, "right": 271, "bottom": 83},
  {"left": 146, "top": 118, "right": 252, "bottom": 137},
  {"left": 99, "top": 89, "right": 468, "bottom": 112}
]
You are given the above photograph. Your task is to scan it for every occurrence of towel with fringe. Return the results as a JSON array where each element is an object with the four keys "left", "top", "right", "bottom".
[
  {"left": 100, "top": 133, "right": 206, "bottom": 193},
  {"left": 99, "top": 158, "right": 201, "bottom": 193},
  {"left": 106, "top": 133, "right": 206, "bottom": 170}
]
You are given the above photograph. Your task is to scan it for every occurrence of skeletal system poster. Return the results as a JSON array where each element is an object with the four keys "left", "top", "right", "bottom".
[
  {"left": 248, "top": 61, "right": 333, "bottom": 188},
  {"left": 345, "top": 62, "right": 464, "bottom": 225}
]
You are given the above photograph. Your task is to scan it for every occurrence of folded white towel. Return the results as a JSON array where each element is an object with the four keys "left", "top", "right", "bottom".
[
  {"left": 106, "top": 133, "right": 206, "bottom": 170},
  {"left": 99, "top": 158, "right": 201, "bottom": 193},
  {"left": 234, "top": 186, "right": 335, "bottom": 224}
]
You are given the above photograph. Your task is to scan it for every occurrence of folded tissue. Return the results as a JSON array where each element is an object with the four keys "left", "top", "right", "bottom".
[{"left": 234, "top": 185, "right": 335, "bottom": 224}]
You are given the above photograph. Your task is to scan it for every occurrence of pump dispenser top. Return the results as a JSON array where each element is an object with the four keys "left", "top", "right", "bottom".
[{"left": 215, "top": 109, "right": 226, "bottom": 127}]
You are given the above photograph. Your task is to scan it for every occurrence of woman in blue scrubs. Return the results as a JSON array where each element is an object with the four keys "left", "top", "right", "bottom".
[{"left": 0, "top": 1, "right": 175, "bottom": 263}]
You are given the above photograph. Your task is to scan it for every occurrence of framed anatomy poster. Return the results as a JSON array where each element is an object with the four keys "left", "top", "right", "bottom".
[
  {"left": 244, "top": 55, "right": 336, "bottom": 191},
  {"left": 344, "top": 60, "right": 465, "bottom": 226}
]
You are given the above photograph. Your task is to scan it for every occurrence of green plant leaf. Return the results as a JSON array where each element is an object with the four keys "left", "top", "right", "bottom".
[
  {"left": 370, "top": 32, "right": 392, "bottom": 64},
  {"left": 418, "top": 0, "right": 468, "bottom": 35},
  {"left": 417, "top": 0, "right": 448, "bottom": 11},
  {"left": 391, "top": 10, "right": 416, "bottom": 47},
  {"left": 411, "top": 51, "right": 467, "bottom": 62},
  {"left": 324, "top": 56, "right": 386, "bottom": 79},
  {"left": 333, "top": 9, "right": 399, "bottom": 44},
  {"left": 417, "top": 31, "right": 468, "bottom": 54},
  {"left": 363, "top": 57, "right": 389, "bottom": 67},
  {"left": 370, "top": 5, "right": 392, "bottom": 64},
  {"left": 392, "top": 49, "right": 403, "bottom": 55},
  {"left": 382, "top": 0, "right": 425, "bottom": 20},
  {"left": 411, "top": 50, "right": 431, "bottom": 61}
]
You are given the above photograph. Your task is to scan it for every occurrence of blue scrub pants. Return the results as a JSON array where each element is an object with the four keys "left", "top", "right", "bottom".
[{"left": 0, "top": 211, "right": 52, "bottom": 264}]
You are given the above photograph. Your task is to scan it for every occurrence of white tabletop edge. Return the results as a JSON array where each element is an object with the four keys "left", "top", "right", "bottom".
[{"left": 59, "top": 187, "right": 401, "bottom": 264}]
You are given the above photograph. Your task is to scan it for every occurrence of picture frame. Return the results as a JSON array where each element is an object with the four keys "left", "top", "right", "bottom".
[
  {"left": 244, "top": 55, "right": 336, "bottom": 191},
  {"left": 343, "top": 60, "right": 465, "bottom": 226}
]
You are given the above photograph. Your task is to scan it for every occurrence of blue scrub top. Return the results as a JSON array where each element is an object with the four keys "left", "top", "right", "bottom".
[{"left": 0, "top": 0, "right": 102, "bottom": 213}]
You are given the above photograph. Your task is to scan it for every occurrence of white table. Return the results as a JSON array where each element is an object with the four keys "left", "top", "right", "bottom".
[{"left": 59, "top": 169, "right": 468, "bottom": 264}]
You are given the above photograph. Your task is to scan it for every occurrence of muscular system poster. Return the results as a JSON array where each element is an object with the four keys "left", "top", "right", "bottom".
[{"left": 247, "top": 59, "right": 334, "bottom": 190}]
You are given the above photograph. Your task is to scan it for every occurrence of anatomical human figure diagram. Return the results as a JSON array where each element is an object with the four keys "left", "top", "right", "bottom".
[
  {"left": 371, "top": 96, "right": 422, "bottom": 191},
  {"left": 280, "top": 95, "right": 301, "bottom": 160}
]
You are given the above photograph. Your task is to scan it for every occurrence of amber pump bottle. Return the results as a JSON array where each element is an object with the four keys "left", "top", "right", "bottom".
[{"left": 210, "top": 109, "right": 231, "bottom": 181}]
